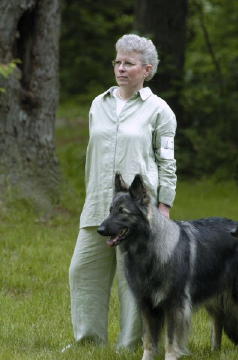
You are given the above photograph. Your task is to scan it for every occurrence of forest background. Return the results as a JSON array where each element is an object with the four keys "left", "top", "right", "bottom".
[{"left": 60, "top": 0, "right": 238, "bottom": 180}]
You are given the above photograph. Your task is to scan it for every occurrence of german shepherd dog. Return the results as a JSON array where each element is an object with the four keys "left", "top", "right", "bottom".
[{"left": 98, "top": 173, "right": 238, "bottom": 360}]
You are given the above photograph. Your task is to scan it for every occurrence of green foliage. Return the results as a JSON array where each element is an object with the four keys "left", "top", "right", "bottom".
[
  {"left": 60, "top": 0, "right": 134, "bottom": 102},
  {"left": 0, "top": 61, "right": 18, "bottom": 92},
  {"left": 0, "top": 62, "right": 16, "bottom": 78},
  {"left": 179, "top": 0, "right": 238, "bottom": 179}
]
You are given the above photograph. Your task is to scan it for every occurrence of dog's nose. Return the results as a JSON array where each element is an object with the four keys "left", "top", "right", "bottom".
[{"left": 97, "top": 225, "right": 107, "bottom": 236}]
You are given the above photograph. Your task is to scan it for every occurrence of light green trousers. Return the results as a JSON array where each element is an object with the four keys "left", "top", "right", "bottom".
[{"left": 69, "top": 227, "right": 142, "bottom": 348}]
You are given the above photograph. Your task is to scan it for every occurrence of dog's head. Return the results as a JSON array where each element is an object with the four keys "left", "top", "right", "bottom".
[{"left": 97, "top": 173, "right": 150, "bottom": 247}]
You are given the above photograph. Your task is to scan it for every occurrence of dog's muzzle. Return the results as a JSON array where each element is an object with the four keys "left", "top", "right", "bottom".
[
  {"left": 97, "top": 225, "right": 108, "bottom": 236},
  {"left": 97, "top": 224, "right": 129, "bottom": 247}
]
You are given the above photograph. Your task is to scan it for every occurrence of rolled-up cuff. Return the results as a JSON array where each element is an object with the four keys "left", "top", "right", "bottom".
[{"left": 158, "top": 185, "right": 176, "bottom": 208}]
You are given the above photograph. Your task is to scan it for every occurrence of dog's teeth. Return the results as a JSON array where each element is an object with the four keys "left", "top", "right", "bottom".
[
  {"left": 107, "top": 238, "right": 115, "bottom": 247},
  {"left": 120, "top": 228, "right": 128, "bottom": 236},
  {"left": 107, "top": 236, "right": 119, "bottom": 247}
]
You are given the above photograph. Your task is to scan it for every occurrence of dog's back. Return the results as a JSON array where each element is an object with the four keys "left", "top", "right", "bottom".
[{"left": 177, "top": 218, "right": 238, "bottom": 305}]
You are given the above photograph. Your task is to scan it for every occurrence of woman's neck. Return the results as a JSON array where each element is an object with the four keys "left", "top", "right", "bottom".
[{"left": 118, "top": 86, "right": 143, "bottom": 100}]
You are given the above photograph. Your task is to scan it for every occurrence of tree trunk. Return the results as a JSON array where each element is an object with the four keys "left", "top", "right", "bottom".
[
  {"left": 135, "top": 0, "right": 188, "bottom": 123},
  {"left": 0, "top": 0, "right": 61, "bottom": 208}
]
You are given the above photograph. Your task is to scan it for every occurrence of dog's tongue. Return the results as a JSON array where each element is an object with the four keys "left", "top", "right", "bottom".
[{"left": 107, "top": 236, "right": 119, "bottom": 247}]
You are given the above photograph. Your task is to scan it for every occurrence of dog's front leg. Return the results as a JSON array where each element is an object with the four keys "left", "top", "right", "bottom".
[
  {"left": 141, "top": 308, "right": 164, "bottom": 360},
  {"left": 142, "top": 330, "right": 157, "bottom": 360},
  {"left": 165, "top": 303, "right": 191, "bottom": 360},
  {"left": 142, "top": 349, "right": 157, "bottom": 360},
  {"left": 211, "top": 314, "right": 223, "bottom": 350}
]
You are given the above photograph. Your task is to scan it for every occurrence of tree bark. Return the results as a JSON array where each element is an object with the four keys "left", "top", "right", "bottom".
[
  {"left": 135, "top": 0, "right": 188, "bottom": 123},
  {"left": 0, "top": 0, "right": 61, "bottom": 207}
]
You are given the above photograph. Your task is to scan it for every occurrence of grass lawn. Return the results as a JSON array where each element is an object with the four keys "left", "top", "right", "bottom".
[{"left": 0, "top": 103, "right": 238, "bottom": 359}]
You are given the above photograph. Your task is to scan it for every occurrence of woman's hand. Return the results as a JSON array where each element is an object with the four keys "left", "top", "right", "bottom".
[{"left": 158, "top": 203, "right": 170, "bottom": 218}]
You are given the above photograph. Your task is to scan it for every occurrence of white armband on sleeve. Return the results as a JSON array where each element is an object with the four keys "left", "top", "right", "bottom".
[{"left": 160, "top": 136, "right": 175, "bottom": 160}]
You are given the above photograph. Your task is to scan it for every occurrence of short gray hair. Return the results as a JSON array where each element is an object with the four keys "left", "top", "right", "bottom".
[{"left": 115, "top": 34, "right": 159, "bottom": 81}]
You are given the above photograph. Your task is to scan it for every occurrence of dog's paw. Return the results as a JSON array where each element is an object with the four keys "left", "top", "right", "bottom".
[
  {"left": 165, "top": 353, "right": 178, "bottom": 360},
  {"left": 141, "top": 349, "right": 156, "bottom": 360}
]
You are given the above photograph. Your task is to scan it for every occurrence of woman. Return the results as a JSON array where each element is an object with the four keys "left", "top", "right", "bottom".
[{"left": 67, "top": 34, "right": 177, "bottom": 351}]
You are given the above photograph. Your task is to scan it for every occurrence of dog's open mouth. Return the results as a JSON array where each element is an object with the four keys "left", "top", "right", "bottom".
[{"left": 107, "top": 228, "right": 129, "bottom": 247}]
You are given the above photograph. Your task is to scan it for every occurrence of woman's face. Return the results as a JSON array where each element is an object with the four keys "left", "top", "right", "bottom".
[{"left": 113, "top": 51, "right": 151, "bottom": 90}]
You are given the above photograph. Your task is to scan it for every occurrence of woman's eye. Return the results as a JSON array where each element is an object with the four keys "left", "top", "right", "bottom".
[{"left": 119, "top": 207, "right": 124, "bottom": 214}]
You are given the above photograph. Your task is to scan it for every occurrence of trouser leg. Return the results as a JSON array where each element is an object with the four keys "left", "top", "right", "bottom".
[
  {"left": 116, "top": 247, "right": 143, "bottom": 349},
  {"left": 69, "top": 227, "right": 116, "bottom": 343}
]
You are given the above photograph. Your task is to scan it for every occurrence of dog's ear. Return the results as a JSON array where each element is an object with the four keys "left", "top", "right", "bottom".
[
  {"left": 114, "top": 172, "right": 128, "bottom": 193},
  {"left": 129, "top": 174, "right": 149, "bottom": 205}
]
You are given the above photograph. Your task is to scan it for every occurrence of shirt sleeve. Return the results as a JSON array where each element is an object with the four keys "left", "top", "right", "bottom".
[{"left": 153, "top": 105, "right": 177, "bottom": 207}]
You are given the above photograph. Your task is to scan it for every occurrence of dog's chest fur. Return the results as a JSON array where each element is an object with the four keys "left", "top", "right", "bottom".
[{"left": 122, "top": 218, "right": 190, "bottom": 308}]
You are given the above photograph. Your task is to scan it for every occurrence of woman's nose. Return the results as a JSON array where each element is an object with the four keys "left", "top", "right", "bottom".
[{"left": 118, "top": 62, "right": 126, "bottom": 71}]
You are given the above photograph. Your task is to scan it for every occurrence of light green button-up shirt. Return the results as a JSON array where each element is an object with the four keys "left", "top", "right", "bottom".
[{"left": 80, "top": 86, "right": 177, "bottom": 228}]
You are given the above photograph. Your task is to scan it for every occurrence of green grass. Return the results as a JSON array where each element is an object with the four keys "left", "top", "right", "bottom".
[{"left": 0, "top": 102, "right": 238, "bottom": 359}]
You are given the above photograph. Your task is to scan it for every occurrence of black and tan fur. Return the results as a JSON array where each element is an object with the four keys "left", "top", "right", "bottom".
[{"left": 98, "top": 173, "right": 238, "bottom": 360}]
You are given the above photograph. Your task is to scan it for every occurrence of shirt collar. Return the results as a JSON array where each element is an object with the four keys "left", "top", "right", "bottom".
[
  {"left": 138, "top": 87, "right": 153, "bottom": 101},
  {"left": 103, "top": 86, "right": 152, "bottom": 101},
  {"left": 103, "top": 87, "right": 117, "bottom": 97}
]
